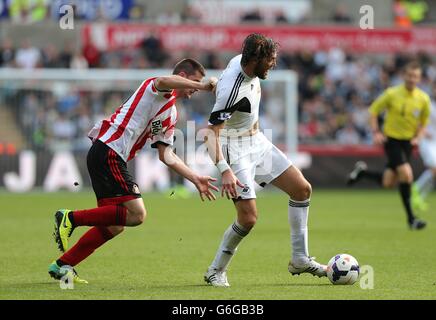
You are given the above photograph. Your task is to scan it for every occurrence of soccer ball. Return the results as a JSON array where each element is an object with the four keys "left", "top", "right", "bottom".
[{"left": 327, "top": 254, "right": 360, "bottom": 285}]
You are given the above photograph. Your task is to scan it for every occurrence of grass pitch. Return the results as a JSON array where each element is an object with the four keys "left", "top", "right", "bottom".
[{"left": 0, "top": 189, "right": 435, "bottom": 300}]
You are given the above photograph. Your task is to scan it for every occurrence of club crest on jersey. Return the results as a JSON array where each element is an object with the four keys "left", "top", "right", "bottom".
[
  {"left": 242, "top": 184, "right": 250, "bottom": 193},
  {"left": 218, "top": 112, "right": 232, "bottom": 121},
  {"left": 132, "top": 184, "right": 140, "bottom": 194},
  {"left": 151, "top": 120, "right": 162, "bottom": 135}
]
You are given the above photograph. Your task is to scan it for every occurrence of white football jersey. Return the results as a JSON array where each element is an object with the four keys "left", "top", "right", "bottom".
[
  {"left": 88, "top": 77, "right": 177, "bottom": 162},
  {"left": 426, "top": 100, "right": 436, "bottom": 138},
  {"left": 208, "top": 54, "right": 261, "bottom": 133}
]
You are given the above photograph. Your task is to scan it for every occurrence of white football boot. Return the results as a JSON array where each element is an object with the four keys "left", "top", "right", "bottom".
[
  {"left": 288, "top": 257, "right": 327, "bottom": 278},
  {"left": 204, "top": 268, "right": 230, "bottom": 287}
]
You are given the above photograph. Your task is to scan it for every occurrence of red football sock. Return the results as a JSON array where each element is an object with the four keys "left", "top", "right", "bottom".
[
  {"left": 59, "top": 227, "right": 114, "bottom": 266},
  {"left": 72, "top": 205, "right": 127, "bottom": 226}
]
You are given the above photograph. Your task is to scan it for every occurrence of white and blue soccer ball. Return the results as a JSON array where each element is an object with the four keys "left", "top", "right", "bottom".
[{"left": 327, "top": 254, "right": 360, "bottom": 285}]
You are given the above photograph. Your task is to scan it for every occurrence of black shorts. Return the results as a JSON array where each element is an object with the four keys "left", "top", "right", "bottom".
[
  {"left": 383, "top": 137, "right": 412, "bottom": 170},
  {"left": 87, "top": 140, "right": 141, "bottom": 206}
]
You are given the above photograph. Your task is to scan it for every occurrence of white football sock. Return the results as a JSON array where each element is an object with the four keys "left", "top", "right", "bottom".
[
  {"left": 416, "top": 169, "right": 434, "bottom": 199},
  {"left": 288, "top": 199, "right": 310, "bottom": 267},
  {"left": 210, "top": 221, "right": 250, "bottom": 271}
]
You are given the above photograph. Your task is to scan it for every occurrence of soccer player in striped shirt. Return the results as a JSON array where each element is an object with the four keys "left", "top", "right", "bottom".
[{"left": 48, "top": 59, "right": 219, "bottom": 283}]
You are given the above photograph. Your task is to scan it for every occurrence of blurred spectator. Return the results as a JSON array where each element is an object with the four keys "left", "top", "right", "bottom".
[
  {"left": 331, "top": 4, "right": 352, "bottom": 23},
  {"left": 58, "top": 43, "right": 74, "bottom": 68},
  {"left": 156, "top": 9, "right": 181, "bottom": 25},
  {"left": 404, "top": 0, "right": 429, "bottom": 24},
  {"left": 82, "top": 42, "right": 101, "bottom": 68},
  {"left": 129, "top": 3, "right": 146, "bottom": 21},
  {"left": 336, "top": 123, "right": 361, "bottom": 145},
  {"left": 70, "top": 51, "right": 89, "bottom": 69},
  {"left": 240, "top": 9, "right": 263, "bottom": 23},
  {"left": 275, "top": 10, "right": 289, "bottom": 24},
  {"left": 181, "top": 4, "right": 202, "bottom": 24},
  {"left": 48, "top": 112, "right": 77, "bottom": 152},
  {"left": 141, "top": 30, "right": 168, "bottom": 67},
  {"left": 15, "top": 39, "right": 41, "bottom": 69},
  {"left": 9, "top": 0, "right": 48, "bottom": 24},
  {"left": 41, "top": 44, "right": 60, "bottom": 68},
  {"left": 203, "top": 52, "right": 224, "bottom": 70},
  {"left": 0, "top": 38, "right": 15, "bottom": 67},
  {"left": 57, "top": 89, "right": 80, "bottom": 114},
  {"left": 394, "top": 0, "right": 412, "bottom": 27}
]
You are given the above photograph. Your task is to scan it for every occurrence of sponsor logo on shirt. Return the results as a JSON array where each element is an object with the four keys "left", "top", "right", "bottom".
[
  {"left": 218, "top": 112, "right": 232, "bottom": 121},
  {"left": 151, "top": 120, "right": 162, "bottom": 135}
]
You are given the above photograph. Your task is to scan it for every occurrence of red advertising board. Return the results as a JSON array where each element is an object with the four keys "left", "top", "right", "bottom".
[{"left": 82, "top": 24, "right": 436, "bottom": 53}]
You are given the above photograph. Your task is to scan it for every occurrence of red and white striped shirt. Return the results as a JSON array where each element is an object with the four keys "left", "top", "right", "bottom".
[{"left": 88, "top": 77, "right": 178, "bottom": 162}]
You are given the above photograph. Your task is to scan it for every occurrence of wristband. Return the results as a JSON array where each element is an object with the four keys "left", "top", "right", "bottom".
[{"left": 216, "top": 159, "right": 230, "bottom": 174}]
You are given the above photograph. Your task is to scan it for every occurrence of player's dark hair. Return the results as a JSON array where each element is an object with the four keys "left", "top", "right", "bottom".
[
  {"left": 404, "top": 61, "right": 422, "bottom": 72},
  {"left": 173, "top": 58, "right": 205, "bottom": 76},
  {"left": 241, "top": 33, "right": 278, "bottom": 66}
]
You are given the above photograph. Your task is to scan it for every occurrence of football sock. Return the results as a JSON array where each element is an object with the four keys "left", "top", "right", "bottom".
[
  {"left": 288, "top": 199, "right": 310, "bottom": 267},
  {"left": 398, "top": 183, "right": 415, "bottom": 224},
  {"left": 360, "top": 170, "right": 383, "bottom": 185},
  {"left": 210, "top": 221, "right": 250, "bottom": 271},
  {"left": 58, "top": 227, "right": 114, "bottom": 266},
  {"left": 415, "top": 169, "right": 434, "bottom": 199},
  {"left": 70, "top": 205, "right": 127, "bottom": 227}
]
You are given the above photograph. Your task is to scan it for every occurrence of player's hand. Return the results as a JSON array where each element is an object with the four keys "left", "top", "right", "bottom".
[
  {"left": 193, "top": 176, "right": 219, "bottom": 201},
  {"left": 373, "top": 131, "right": 386, "bottom": 146},
  {"left": 221, "top": 170, "right": 245, "bottom": 200},
  {"left": 411, "top": 137, "right": 420, "bottom": 147},
  {"left": 204, "top": 77, "right": 218, "bottom": 93}
]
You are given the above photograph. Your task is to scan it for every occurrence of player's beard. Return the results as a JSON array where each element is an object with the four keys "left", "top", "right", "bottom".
[{"left": 254, "top": 64, "right": 269, "bottom": 80}]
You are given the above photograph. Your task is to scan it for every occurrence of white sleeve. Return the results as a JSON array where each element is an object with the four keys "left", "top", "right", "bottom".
[{"left": 208, "top": 72, "right": 244, "bottom": 125}]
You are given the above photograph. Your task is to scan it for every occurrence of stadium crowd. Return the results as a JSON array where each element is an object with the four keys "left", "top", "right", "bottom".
[
  {"left": 1, "top": 0, "right": 435, "bottom": 152},
  {"left": 1, "top": 36, "right": 436, "bottom": 151}
]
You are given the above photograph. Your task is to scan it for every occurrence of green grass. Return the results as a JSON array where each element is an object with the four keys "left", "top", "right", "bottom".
[{"left": 0, "top": 189, "right": 435, "bottom": 300}]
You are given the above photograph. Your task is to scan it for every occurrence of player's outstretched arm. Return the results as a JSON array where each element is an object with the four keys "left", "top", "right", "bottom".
[
  {"left": 204, "top": 123, "right": 244, "bottom": 199},
  {"left": 155, "top": 75, "right": 217, "bottom": 92},
  {"left": 156, "top": 143, "right": 218, "bottom": 201}
]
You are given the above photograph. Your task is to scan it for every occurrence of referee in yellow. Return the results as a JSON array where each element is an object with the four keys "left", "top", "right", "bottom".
[{"left": 348, "top": 61, "right": 431, "bottom": 230}]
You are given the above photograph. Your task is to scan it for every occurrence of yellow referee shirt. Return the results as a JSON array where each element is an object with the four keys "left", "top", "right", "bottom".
[{"left": 369, "top": 84, "right": 431, "bottom": 140}]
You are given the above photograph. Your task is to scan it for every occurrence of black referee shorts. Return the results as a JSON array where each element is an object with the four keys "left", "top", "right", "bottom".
[
  {"left": 383, "top": 137, "right": 413, "bottom": 170},
  {"left": 87, "top": 140, "right": 141, "bottom": 207}
]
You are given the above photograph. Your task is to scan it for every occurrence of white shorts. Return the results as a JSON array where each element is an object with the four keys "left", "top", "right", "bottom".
[
  {"left": 419, "top": 138, "right": 436, "bottom": 168},
  {"left": 221, "top": 132, "right": 292, "bottom": 200}
]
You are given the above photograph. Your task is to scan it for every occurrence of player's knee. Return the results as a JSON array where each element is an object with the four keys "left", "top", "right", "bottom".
[
  {"left": 292, "top": 181, "right": 312, "bottom": 201},
  {"left": 238, "top": 210, "right": 257, "bottom": 229},
  {"left": 128, "top": 207, "right": 147, "bottom": 226},
  {"left": 109, "top": 226, "right": 125, "bottom": 236},
  {"left": 382, "top": 180, "right": 394, "bottom": 188},
  {"left": 240, "top": 217, "right": 257, "bottom": 229}
]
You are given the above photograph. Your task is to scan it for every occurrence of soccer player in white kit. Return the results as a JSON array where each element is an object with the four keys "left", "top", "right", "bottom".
[
  {"left": 204, "top": 34, "right": 327, "bottom": 287},
  {"left": 414, "top": 87, "right": 436, "bottom": 210}
]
